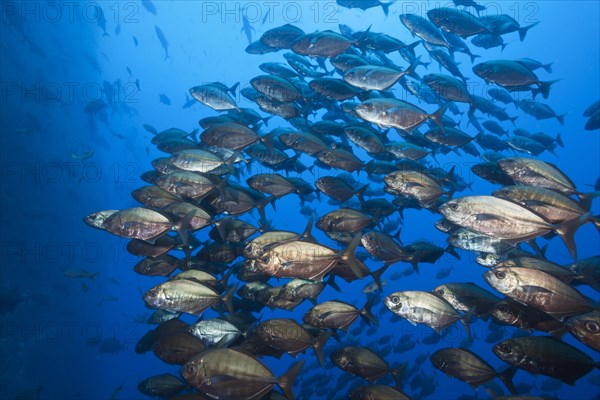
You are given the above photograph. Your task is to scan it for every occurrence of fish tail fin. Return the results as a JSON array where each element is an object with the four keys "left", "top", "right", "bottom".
[
  {"left": 429, "top": 104, "right": 448, "bottom": 132},
  {"left": 519, "top": 21, "right": 539, "bottom": 41},
  {"left": 578, "top": 191, "right": 600, "bottom": 211},
  {"left": 325, "top": 273, "right": 341, "bottom": 292},
  {"left": 340, "top": 233, "right": 365, "bottom": 279},
  {"left": 258, "top": 217, "right": 273, "bottom": 233},
  {"left": 356, "top": 184, "right": 368, "bottom": 207},
  {"left": 278, "top": 360, "right": 304, "bottom": 400},
  {"left": 556, "top": 114, "right": 567, "bottom": 125},
  {"left": 404, "top": 40, "right": 420, "bottom": 58},
  {"left": 262, "top": 116, "right": 272, "bottom": 127},
  {"left": 391, "top": 362, "right": 408, "bottom": 387},
  {"left": 176, "top": 210, "right": 197, "bottom": 251},
  {"left": 556, "top": 211, "right": 591, "bottom": 260},
  {"left": 257, "top": 196, "right": 276, "bottom": 221},
  {"left": 498, "top": 366, "right": 518, "bottom": 395},
  {"left": 538, "top": 79, "right": 560, "bottom": 99},
  {"left": 370, "top": 263, "right": 390, "bottom": 292},
  {"left": 445, "top": 244, "right": 460, "bottom": 260},
  {"left": 313, "top": 331, "right": 332, "bottom": 366},
  {"left": 380, "top": 2, "right": 391, "bottom": 16},
  {"left": 221, "top": 282, "right": 238, "bottom": 314},
  {"left": 470, "top": 53, "right": 481, "bottom": 64},
  {"left": 103, "top": 32, "right": 110, "bottom": 37},
  {"left": 543, "top": 62, "right": 554, "bottom": 73},
  {"left": 461, "top": 308, "right": 476, "bottom": 340},
  {"left": 411, "top": 261, "right": 420, "bottom": 275},
  {"left": 556, "top": 132, "right": 564, "bottom": 147},
  {"left": 229, "top": 82, "right": 240, "bottom": 95},
  {"left": 360, "top": 296, "right": 377, "bottom": 325},
  {"left": 405, "top": 56, "right": 422, "bottom": 80}
]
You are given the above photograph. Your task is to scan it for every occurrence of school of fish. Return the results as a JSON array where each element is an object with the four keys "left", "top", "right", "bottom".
[{"left": 85, "top": 1, "right": 600, "bottom": 399}]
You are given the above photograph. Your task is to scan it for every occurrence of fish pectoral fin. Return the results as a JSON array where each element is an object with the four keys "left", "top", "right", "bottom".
[
  {"left": 475, "top": 213, "right": 505, "bottom": 222},
  {"left": 404, "top": 182, "right": 426, "bottom": 188},
  {"left": 521, "top": 284, "right": 553, "bottom": 295}
]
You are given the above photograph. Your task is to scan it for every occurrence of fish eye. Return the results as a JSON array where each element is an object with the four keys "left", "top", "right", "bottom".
[
  {"left": 147, "top": 290, "right": 158, "bottom": 298},
  {"left": 497, "top": 305, "right": 508, "bottom": 313},
  {"left": 187, "top": 365, "right": 196, "bottom": 374},
  {"left": 390, "top": 296, "right": 400, "bottom": 305},
  {"left": 436, "top": 289, "right": 445, "bottom": 296},
  {"left": 495, "top": 270, "right": 506, "bottom": 279},
  {"left": 261, "top": 256, "right": 270, "bottom": 264},
  {"left": 448, "top": 202, "right": 459, "bottom": 211},
  {"left": 586, "top": 322, "right": 600, "bottom": 333}
]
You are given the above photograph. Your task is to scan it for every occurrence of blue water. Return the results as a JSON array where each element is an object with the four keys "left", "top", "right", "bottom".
[{"left": 1, "top": 1, "right": 599, "bottom": 399}]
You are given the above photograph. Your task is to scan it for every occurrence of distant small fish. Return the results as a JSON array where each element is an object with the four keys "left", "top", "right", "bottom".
[
  {"left": 93, "top": 5, "right": 109, "bottom": 37},
  {"left": 159, "top": 94, "right": 171, "bottom": 105},
  {"left": 114, "top": 24, "right": 121, "bottom": 35},
  {"left": 63, "top": 269, "right": 98, "bottom": 280},
  {"left": 155, "top": 26, "right": 170, "bottom": 60},
  {"left": 241, "top": 14, "right": 255, "bottom": 45},
  {"left": 135, "top": 78, "right": 141, "bottom": 91},
  {"left": 142, "top": 0, "right": 157, "bottom": 15},
  {"left": 133, "top": 36, "right": 139, "bottom": 47}
]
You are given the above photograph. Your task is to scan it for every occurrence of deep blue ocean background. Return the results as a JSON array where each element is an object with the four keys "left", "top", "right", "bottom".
[{"left": 1, "top": 1, "right": 599, "bottom": 399}]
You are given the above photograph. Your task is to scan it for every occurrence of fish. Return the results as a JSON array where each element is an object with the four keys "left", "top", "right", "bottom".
[
  {"left": 343, "top": 61, "right": 418, "bottom": 91},
  {"left": 253, "top": 318, "right": 331, "bottom": 365},
  {"left": 190, "top": 83, "right": 240, "bottom": 111},
  {"left": 431, "top": 348, "right": 516, "bottom": 393},
  {"left": 484, "top": 267, "right": 594, "bottom": 321},
  {"left": 241, "top": 14, "right": 255, "bottom": 45},
  {"left": 491, "top": 299, "right": 568, "bottom": 337},
  {"left": 63, "top": 269, "right": 99, "bottom": 280},
  {"left": 181, "top": 348, "right": 303, "bottom": 400},
  {"left": 400, "top": 13, "right": 450, "bottom": 47},
  {"left": 187, "top": 317, "right": 243, "bottom": 347},
  {"left": 155, "top": 26, "right": 170, "bottom": 60},
  {"left": 143, "top": 279, "right": 237, "bottom": 316},
  {"left": 336, "top": 0, "right": 391, "bottom": 15},
  {"left": 141, "top": 0, "right": 157, "bottom": 15},
  {"left": 439, "top": 195, "right": 588, "bottom": 259},
  {"left": 515, "top": 100, "right": 566, "bottom": 125},
  {"left": 93, "top": 5, "right": 109, "bottom": 36},
  {"left": 159, "top": 94, "right": 171, "bottom": 105},
  {"left": 355, "top": 98, "right": 447, "bottom": 132},
  {"left": 427, "top": 8, "right": 491, "bottom": 38},
  {"left": 565, "top": 311, "right": 600, "bottom": 352},
  {"left": 137, "top": 374, "right": 186, "bottom": 398},
  {"left": 473, "top": 60, "right": 558, "bottom": 99},
  {"left": 493, "top": 336, "right": 599, "bottom": 385},
  {"left": 384, "top": 290, "right": 471, "bottom": 338},
  {"left": 331, "top": 346, "right": 404, "bottom": 386},
  {"left": 349, "top": 385, "right": 410, "bottom": 400},
  {"left": 479, "top": 14, "right": 539, "bottom": 41},
  {"left": 303, "top": 298, "right": 376, "bottom": 331},
  {"left": 291, "top": 31, "right": 355, "bottom": 57},
  {"left": 433, "top": 282, "right": 501, "bottom": 317}
]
